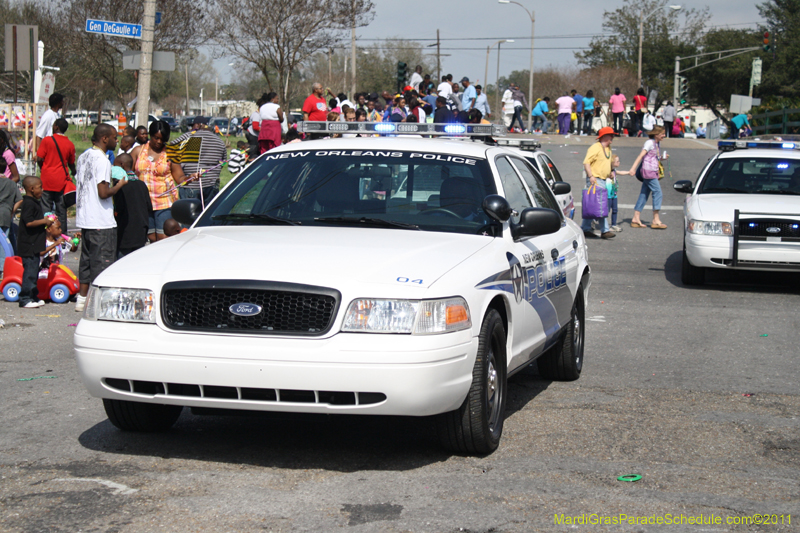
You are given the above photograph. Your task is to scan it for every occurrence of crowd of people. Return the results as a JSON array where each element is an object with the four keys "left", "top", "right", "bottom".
[
  {"left": 0, "top": 71, "right": 767, "bottom": 310},
  {"left": 0, "top": 92, "right": 229, "bottom": 310}
]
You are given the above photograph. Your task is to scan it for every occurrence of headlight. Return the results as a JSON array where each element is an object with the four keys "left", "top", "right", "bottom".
[
  {"left": 342, "top": 297, "right": 471, "bottom": 334},
  {"left": 687, "top": 220, "right": 732, "bottom": 235},
  {"left": 84, "top": 286, "right": 155, "bottom": 323}
]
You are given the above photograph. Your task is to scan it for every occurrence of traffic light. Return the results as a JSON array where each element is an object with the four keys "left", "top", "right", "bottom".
[
  {"left": 396, "top": 61, "right": 408, "bottom": 92},
  {"left": 679, "top": 76, "right": 689, "bottom": 105},
  {"left": 763, "top": 31, "right": 771, "bottom": 52}
]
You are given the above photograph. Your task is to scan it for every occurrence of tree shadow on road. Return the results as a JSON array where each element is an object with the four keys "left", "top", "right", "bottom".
[{"left": 664, "top": 250, "right": 800, "bottom": 294}]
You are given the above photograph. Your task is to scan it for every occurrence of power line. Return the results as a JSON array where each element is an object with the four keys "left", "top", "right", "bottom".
[{"left": 354, "top": 22, "right": 762, "bottom": 43}]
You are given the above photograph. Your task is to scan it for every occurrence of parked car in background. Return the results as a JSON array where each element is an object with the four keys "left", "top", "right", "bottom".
[
  {"left": 65, "top": 111, "right": 90, "bottom": 126},
  {"left": 89, "top": 112, "right": 113, "bottom": 125},
  {"left": 288, "top": 111, "right": 303, "bottom": 126},
  {"left": 161, "top": 116, "right": 179, "bottom": 131},
  {"left": 209, "top": 117, "right": 230, "bottom": 134},
  {"left": 180, "top": 116, "right": 197, "bottom": 133}
]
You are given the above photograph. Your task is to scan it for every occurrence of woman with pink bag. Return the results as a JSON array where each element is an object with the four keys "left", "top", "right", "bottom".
[{"left": 627, "top": 126, "right": 669, "bottom": 229}]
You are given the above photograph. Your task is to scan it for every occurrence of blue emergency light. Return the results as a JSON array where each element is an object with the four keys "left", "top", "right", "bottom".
[{"left": 718, "top": 140, "right": 797, "bottom": 151}]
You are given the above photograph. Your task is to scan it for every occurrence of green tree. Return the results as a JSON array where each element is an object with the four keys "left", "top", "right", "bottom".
[
  {"left": 757, "top": 0, "right": 800, "bottom": 98},
  {"left": 575, "top": 0, "right": 706, "bottom": 107},
  {"left": 689, "top": 29, "right": 763, "bottom": 129}
]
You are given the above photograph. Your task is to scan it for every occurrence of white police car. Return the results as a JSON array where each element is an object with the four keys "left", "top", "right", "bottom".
[
  {"left": 499, "top": 139, "right": 575, "bottom": 219},
  {"left": 675, "top": 140, "right": 800, "bottom": 285},
  {"left": 74, "top": 122, "right": 592, "bottom": 454}
]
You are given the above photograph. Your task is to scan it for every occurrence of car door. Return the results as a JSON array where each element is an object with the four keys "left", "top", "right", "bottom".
[
  {"left": 494, "top": 155, "right": 552, "bottom": 368},
  {"left": 507, "top": 156, "right": 579, "bottom": 348},
  {"left": 530, "top": 153, "right": 574, "bottom": 219}
]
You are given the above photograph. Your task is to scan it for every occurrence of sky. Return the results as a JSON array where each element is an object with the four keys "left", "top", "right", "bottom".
[{"left": 212, "top": 0, "right": 764, "bottom": 88}]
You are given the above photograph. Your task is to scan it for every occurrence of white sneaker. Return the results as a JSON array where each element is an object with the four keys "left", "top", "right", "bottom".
[
  {"left": 22, "top": 301, "right": 42, "bottom": 308},
  {"left": 75, "top": 295, "right": 86, "bottom": 312},
  {"left": 37, "top": 300, "right": 46, "bottom": 306},
  {"left": 611, "top": 225, "right": 623, "bottom": 232}
]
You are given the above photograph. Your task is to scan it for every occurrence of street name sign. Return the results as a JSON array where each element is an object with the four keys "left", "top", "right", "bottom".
[{"left": 85, "top": 19, "right": 142, "bottom": 39}]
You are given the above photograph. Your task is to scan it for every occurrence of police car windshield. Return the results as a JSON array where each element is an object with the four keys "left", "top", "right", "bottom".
[
  {"left": 699, "top": 157, "right": 800, "bottom": 195},
  {"left": 198, "top": 150, "right": 500, "bottom": 235}
]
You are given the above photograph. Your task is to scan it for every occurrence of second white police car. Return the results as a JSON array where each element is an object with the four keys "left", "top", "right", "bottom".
[
  {"left": 74, "top": 122, "right": 592, "bottom": 454},
  {"left": 675, "top": 140, "right": 800, "bottom": 285}
]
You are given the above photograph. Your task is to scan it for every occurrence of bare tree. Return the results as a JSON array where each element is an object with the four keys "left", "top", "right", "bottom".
[
  {"left": 209, "top": 0, "right": 374, "bottom": 105},
  {"left": 55, "top": 0, "right": 209, "bottom": 110}
]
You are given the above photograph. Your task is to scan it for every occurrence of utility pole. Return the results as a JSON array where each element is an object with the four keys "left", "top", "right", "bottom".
[
  {"left": 135, "top": 0, "right": 156, "bottom": 126},
  {"left": 436, "top": 29, "right": 441, "bottom": 82},
  {"left": 351, "top": 20, "right": 357, "bottom": 99},
  {"left": 185, "top": 63, "right": 190, "bottom": 115}
]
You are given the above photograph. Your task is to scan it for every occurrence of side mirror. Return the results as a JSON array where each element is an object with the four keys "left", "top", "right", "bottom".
[
  {"left": 552, "top": 182, "right": 571, "bottom": 195},
  {"left": 482, "top": 195, "right": 513, "bottom": 223},
  {"left": 512, "top": 208, "right": 562, "bottom": 240},
  {"left": 673, "top": 180, "right": 694, "bottom": 194},
  {"left": 171, "top": 199, "right": 203, "bottom": 225}
]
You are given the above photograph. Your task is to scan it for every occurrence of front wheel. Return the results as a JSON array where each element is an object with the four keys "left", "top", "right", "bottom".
[
  {"left": 3, "top": 282, "right": 21, "bottom": 302},
  {"left": 50, "top": 283, "right": 71, "bottom": 304},
  {"left": 103, "top": 399, "right": 183, "bottom": 432},
  {"left": 538, "top": 283, "right": 585, "bottom": 381},
  {"left": 436, "top": 308, "right": 507, "bottom": 455},
  {"left": 681, "top": 243, "right": 705, "bottom": 286}
]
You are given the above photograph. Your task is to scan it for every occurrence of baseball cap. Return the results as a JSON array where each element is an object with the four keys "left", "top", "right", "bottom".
[
  {"left": 193, "top": 116, "right": 209, "bottom": 125},
  {"left": 596, "top": 126, "right": 615, "bottom": 139},
  {"left": 460, "top": 77, "right": 469, "bottom": 83}
]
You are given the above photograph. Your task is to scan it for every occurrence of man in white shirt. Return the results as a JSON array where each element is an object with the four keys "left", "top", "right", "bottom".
[
  {"left": 409, "top": 66, "right": 424, "bottom": 92},
  {"left": 474, "top": 85, "right": 491, "bottom": 119},
  {"left": 74, "top": 123, "right": 126, "bottom": 312},
  {"left": 36, "top": 93, "right": 64, "bottom": 144},
  {"left": 502, "top": 86, "right": 515, "bottom": 128},
  {"left": 437, "top": 75, "right": 453, "bottom": 98}
]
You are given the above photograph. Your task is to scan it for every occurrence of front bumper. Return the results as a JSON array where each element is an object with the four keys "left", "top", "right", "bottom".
[
  {"left": 685, "top": 233, "right": 800, "bottom": 272},
  {"left": 74, "top": 320, "right": 478, "bottom": 417}
]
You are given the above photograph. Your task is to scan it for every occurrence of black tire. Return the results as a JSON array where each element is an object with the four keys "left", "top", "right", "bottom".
[
  {"left": 103, "top": 399, "right": 183, "bottom": 432},
  {"left": 681, "top": 243, "right": 705, "bottom": 286},
  {"left": 537, "top": 284, "right": 585, "bottom": 381},
  {"left": 437, "top": 309, "right": 507, "bottom": 455}
]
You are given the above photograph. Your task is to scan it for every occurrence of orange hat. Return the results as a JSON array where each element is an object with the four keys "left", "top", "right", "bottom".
[{"left": 596, "top": 126, "right": 615, "bottom": 139}]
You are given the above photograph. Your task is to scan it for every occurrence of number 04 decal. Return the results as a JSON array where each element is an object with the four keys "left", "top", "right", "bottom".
[{"left": 397, "top": 277, "right": 424, "bottom": 284}]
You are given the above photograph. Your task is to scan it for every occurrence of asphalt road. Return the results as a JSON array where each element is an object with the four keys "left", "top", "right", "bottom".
[{"left": 1, "top": 137, "right": 798, "bottom": 532}]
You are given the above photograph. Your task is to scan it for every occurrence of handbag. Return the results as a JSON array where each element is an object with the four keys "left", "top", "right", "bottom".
[
  {"left": 635, "top": 162, "right": 644, "bottom": 182},
  {"left": 658, "top": 161, "right": 665, "bottom": 180},
  {"left": 581, "top": 184, "right": 608, "bottom": 219}
]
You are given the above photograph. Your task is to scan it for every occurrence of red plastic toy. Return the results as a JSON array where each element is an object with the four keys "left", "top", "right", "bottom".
[{"left": 1, "top": 256, "right": 80, "bottom": 303}]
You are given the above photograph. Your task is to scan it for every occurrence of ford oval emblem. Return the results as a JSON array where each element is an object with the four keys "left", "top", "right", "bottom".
[
  {"left": 766, "top": 227, "right": 781, "bottom": 234},
  {"left": 229, "top": 303, "right": 263, "bottom": 317}
]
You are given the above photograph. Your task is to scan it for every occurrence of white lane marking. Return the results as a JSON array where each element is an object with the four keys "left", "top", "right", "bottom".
[
  {"left": 52, "top": 478, "right": 138, "bottom": 495},
  {"left": 587, "top": 316, "right": 606, "bottom": 322},
  {"left": 575, "top": 203, "right": 684, "bottom": 211}
]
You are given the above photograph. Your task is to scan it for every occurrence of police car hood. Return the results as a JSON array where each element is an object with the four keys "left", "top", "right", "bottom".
[
  {"left": 98, "top": 226, "right": 492, "bottom": 291},
  {"left": 694, "top": 194, "right": 800, "bottom": 220}
]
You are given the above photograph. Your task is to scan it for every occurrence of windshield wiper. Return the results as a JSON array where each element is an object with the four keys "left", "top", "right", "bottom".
[
  {"left": 212, "top": 213, "right": 301, "bottom": 225},
  {"left": 702, "top": 187, "right": 747, "bottom": 194},
  {"left": 752, "top": 189, "right": 800, "bottom": 195},
  {"left": 314, "top": 216, "right": 420, "bottom": 230}
]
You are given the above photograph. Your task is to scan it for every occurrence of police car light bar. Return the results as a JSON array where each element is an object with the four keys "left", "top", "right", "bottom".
[
  {"left": 718, "top": 140, "right": 797, "bottom": 152},
  {"left": 298, "top": 121, "right": 507, "bottom": 137},
  {"left": 496, "top": 138, "right": 541, "bottom": 152}
]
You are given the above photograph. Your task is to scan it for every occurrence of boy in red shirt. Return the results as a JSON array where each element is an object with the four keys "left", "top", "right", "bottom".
[{"left": 36, "top": 118, "right": 75, "bottom": 233}]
